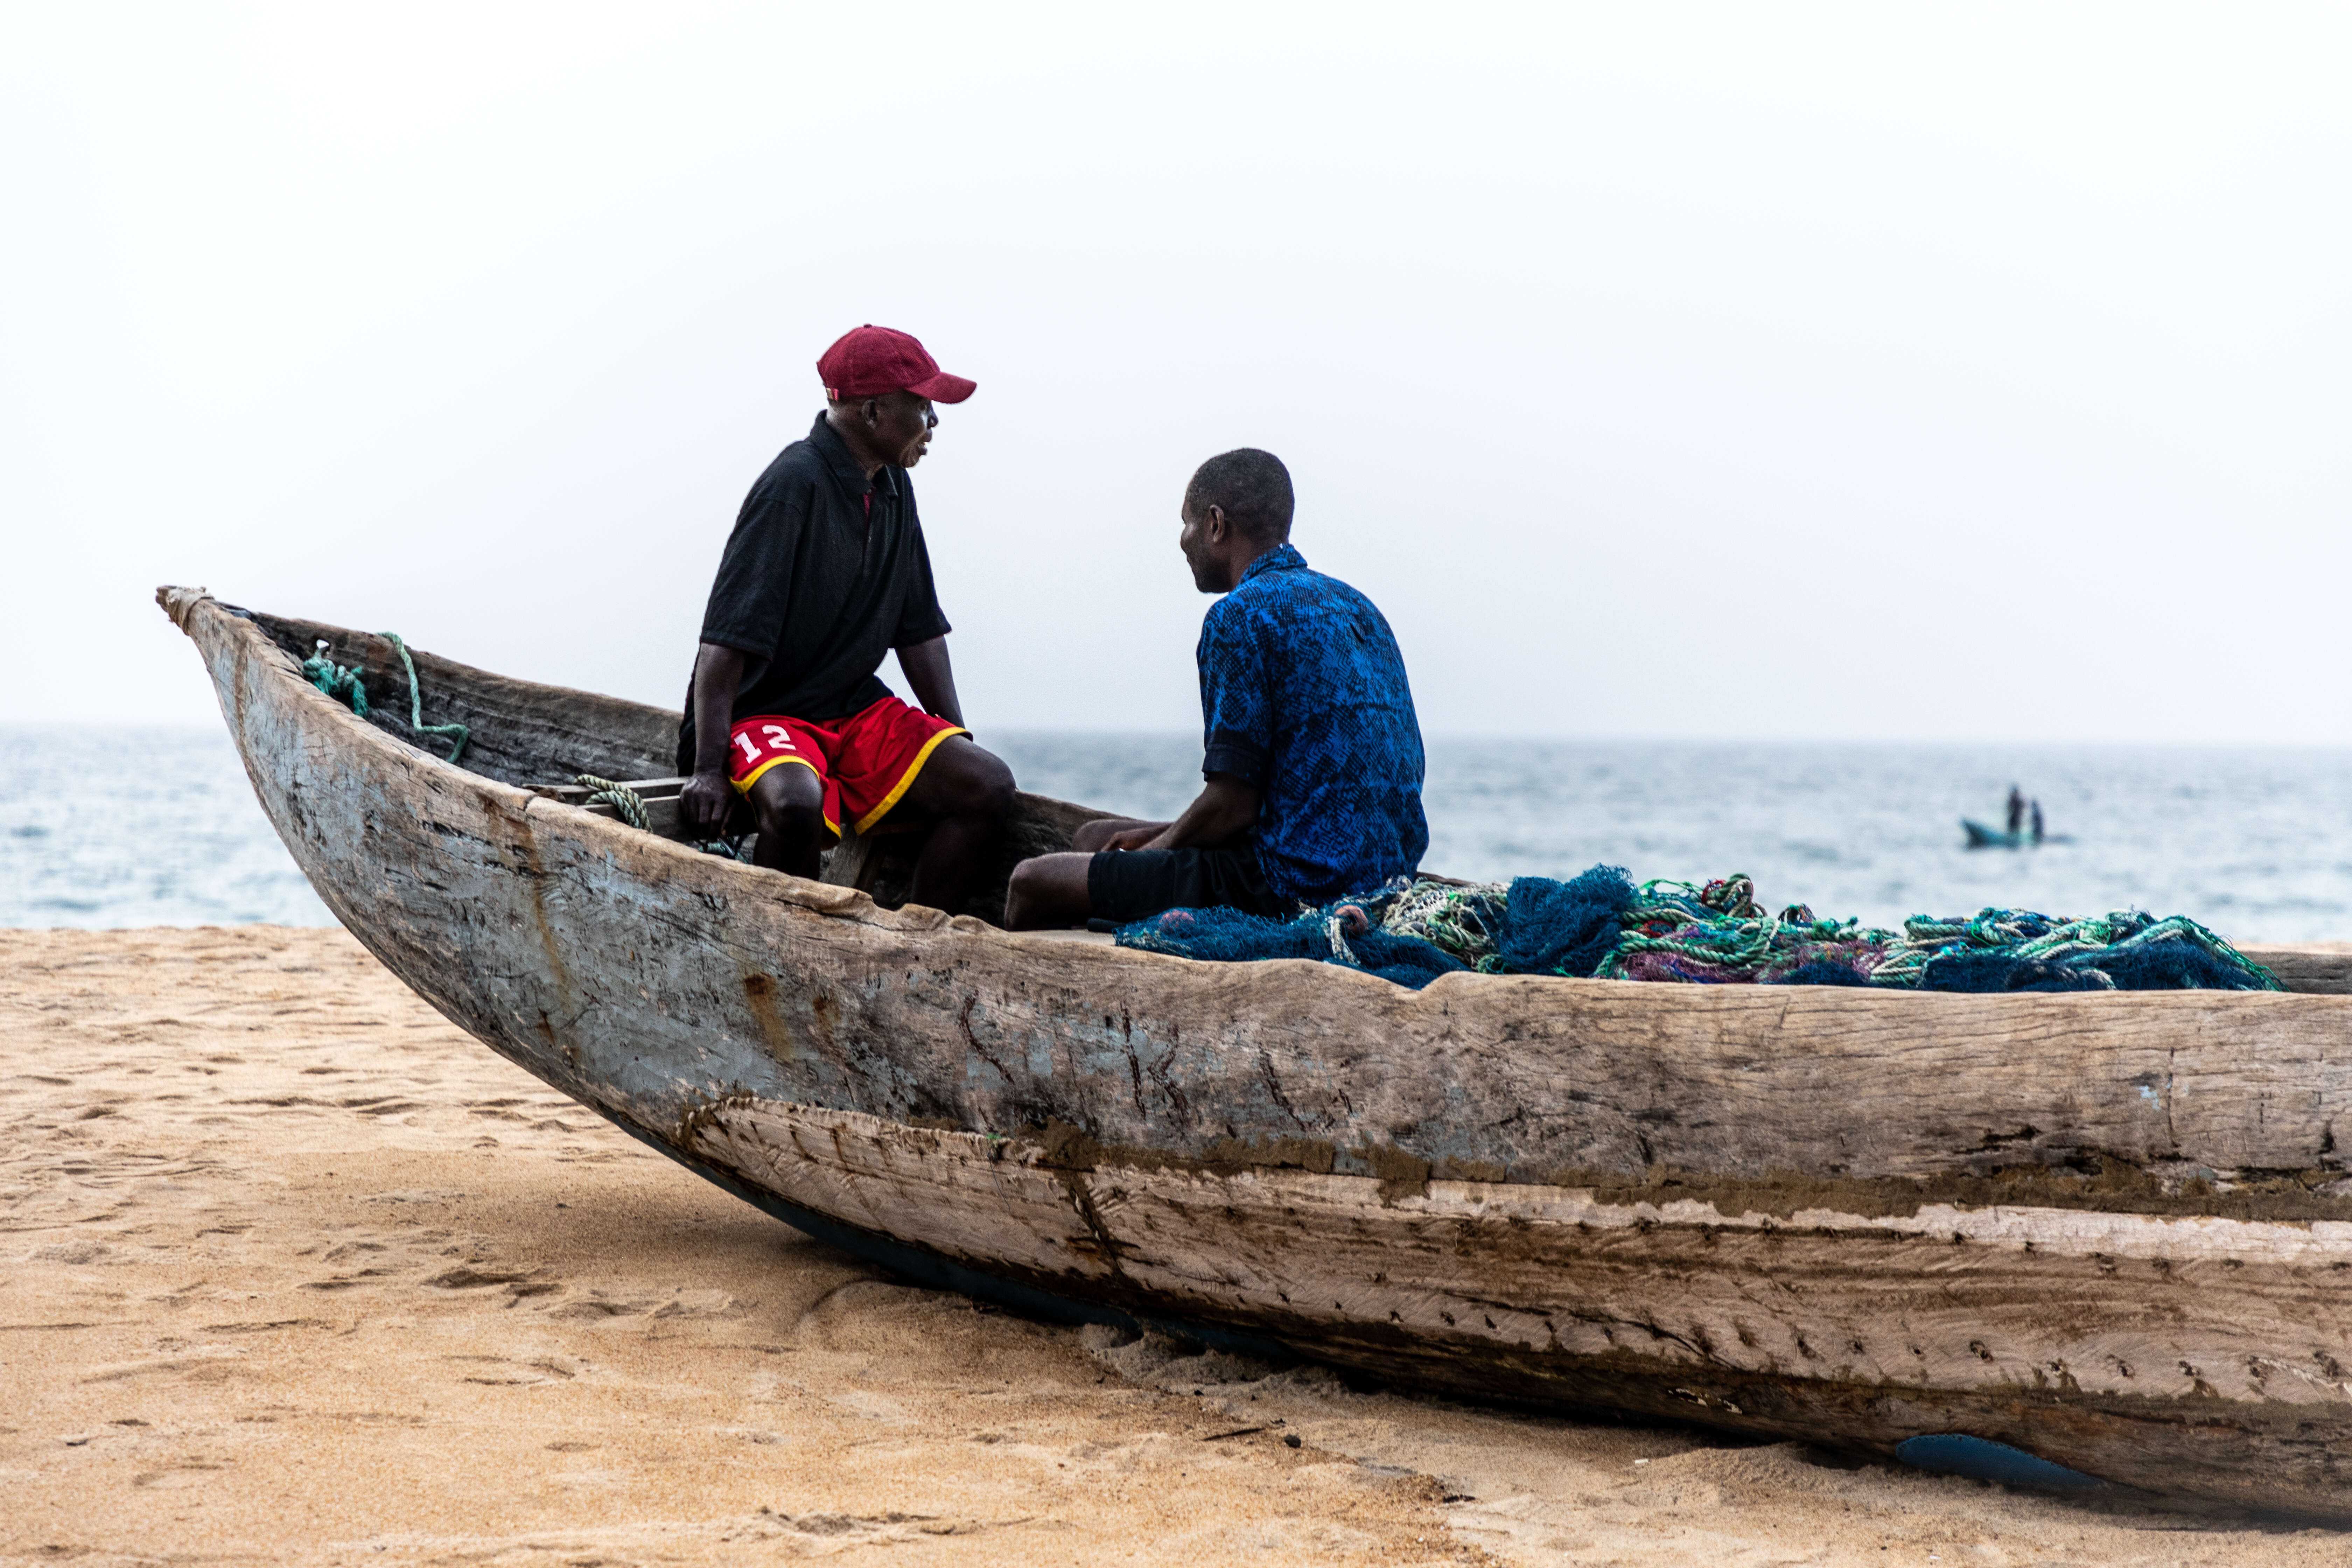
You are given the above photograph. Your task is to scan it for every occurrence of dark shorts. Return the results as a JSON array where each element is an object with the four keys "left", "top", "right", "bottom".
[{"left": 1087, "top": 845, "right": 1293, "bottom": 925}]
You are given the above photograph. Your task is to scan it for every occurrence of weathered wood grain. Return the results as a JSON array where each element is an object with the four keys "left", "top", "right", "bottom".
[
  {"left": 2242, "top": 944, "right": 2352, "bottom": 995},
  {"left": 160, "top": 584, "right": 2352, "bottom": 1515},
  {"left": 694, "top": 1099, "right": 2352, "bottom": 1508}
]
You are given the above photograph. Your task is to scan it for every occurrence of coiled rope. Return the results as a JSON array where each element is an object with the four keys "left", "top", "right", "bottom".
[
  {"left": 573, "top": 774, "right": 649, "bottom": 830},
  {"left": 572, "top": 773, "right": 747, "bottom": 860}
]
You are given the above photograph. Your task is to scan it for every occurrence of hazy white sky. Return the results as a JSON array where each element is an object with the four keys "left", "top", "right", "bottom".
[{"left": 5, "top": 3, "right": 2348, "bottom": 742}]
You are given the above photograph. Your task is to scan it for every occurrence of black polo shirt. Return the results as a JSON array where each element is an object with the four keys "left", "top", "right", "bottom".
[{"left": 677, "top": 414, "right": 951, "bottom": 766}]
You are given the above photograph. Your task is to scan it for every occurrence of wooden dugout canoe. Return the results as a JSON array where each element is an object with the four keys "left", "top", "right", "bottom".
[{"left": 162, "top": 584, "right": 2352, "bottom": 1516}]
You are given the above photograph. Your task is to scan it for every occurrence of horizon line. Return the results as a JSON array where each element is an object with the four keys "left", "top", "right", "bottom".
[{"left": 6, "top": 718, "right": 2352, "bottom": 755}]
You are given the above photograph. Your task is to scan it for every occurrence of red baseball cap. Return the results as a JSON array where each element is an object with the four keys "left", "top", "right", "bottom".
[{"left": 816, "top": 325, "right": 976, "bottom": 404}]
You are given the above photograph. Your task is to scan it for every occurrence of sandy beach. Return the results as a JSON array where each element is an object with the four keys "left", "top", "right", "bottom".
[{"left": 4, "top": 927, "right": 2348, "bottom": 1567}]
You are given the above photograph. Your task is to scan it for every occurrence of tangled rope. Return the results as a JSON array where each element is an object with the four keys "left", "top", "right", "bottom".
[
  {"left": 301, "top": 642, "right": 369, "bottom": 716},
  {"left": 1592, "top": 878, "right": 2277, "bottom": 992},
  {"left": 1118, "top": 867, "right": 2283, "bottom": 993},
  {"left": 1602, "top": 876, "right": 1883, "bottom": 984},
  {"left": 300, "top": 633, "right": 468, "bottom": 764},
  {"left": 1378, "top": 880, "right": 1511, "bottom": 971}
]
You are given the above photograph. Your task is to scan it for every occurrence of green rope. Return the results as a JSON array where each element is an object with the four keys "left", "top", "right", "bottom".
[
  {"left": 572, "top": 774, "right": 747, "bottom": 857},
  {"left": 301, "top": 642, "right": 369, "bottom": 717},
  {"left": 301, "top": 633, "right": 468, "bottom": 764},
  {"left": 379, "top": 632, "right": 469, "bottom": 764},
  {"left": 1351, "top": 869, "right": 2277, "bottom": 991},
  {"left": 573, "top": 774, "right": 649, "bottom": 831}
]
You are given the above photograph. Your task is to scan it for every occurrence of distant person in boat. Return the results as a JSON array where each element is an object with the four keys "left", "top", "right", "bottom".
[
  {"left": 2030, "top": 799, "right": 2045, "bottom": 846},
  {"left": 2006, "top": 784, "right": 2025, "bottom": 837},
  {"left": 1002, "top": 448, "right": 1428, "bottom": 929},
  {"left": 676, "top": 325, "right": 1016, "bottom": 911}
]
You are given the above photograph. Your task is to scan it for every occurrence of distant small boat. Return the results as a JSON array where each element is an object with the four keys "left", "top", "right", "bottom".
[{"left": 1962, "top": 819, "right": 2070, "bottom": 849}]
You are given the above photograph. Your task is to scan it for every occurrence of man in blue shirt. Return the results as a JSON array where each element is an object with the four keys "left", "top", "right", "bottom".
[{"left": 1004, "top": 448, "right": 1427, "bottom": 927}]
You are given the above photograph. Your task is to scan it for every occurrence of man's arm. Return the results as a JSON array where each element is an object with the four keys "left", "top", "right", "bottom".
[
  {"left": 1105, "top": 774, "right": 1259, "bottom": 852},
  {"left": 895, "top": 636, "right": 965, "bottom": 729},
  {"left": 680, "top": 642, "right": 748, "bottom": 833}
]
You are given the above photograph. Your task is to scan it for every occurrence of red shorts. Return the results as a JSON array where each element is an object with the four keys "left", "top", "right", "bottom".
[{"left": 727, "top": 697, "right": 967, "bottom": 839}]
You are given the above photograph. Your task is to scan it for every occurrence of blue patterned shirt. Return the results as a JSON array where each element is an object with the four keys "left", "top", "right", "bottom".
[{"left": 1198, "top": 543, "right": 1428, "bottom": 902}]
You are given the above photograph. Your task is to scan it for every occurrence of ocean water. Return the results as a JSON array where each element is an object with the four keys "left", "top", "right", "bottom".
[
  {"left": 6, "top": 724, "right": 2352, "bottom": 942},
  {"left": 0, "top": 725, "right": 334, "bottom": 927},
  {"left": 1001, "top": 734, "right": 2352, "bottom": 943}
]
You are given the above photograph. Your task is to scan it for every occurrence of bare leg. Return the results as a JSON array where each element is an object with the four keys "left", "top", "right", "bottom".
[
  {"left": 894, "top": 736, "right": 1016, "bottom": 915},
  {"left": 1004, "top": 851, "right": 1095, "bottom": 930},
  {"left": 1071, "top": 817, "right": 1169, "bottom": 853},
  {"left": 747, "top": 765, "right": 829, "bottom": 880}
]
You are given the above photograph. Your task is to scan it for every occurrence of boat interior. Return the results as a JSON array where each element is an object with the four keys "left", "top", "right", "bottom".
[
  {"left": 232, "top": 607, "right": 1105, "bottom": 923},
  {"left": 229, "top": 603, "right": 2352, "bottom": 988}
]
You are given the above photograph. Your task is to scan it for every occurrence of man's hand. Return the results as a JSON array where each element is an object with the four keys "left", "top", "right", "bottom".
[
  {"left": 681, "top": 769, "right": 734, "bottom": 835},
  {"left": 1103, "top": 824, "right": 1162, "bottom": 853},
  {"left": 685, "top": 642, "right": 749, "bottom": 837}
]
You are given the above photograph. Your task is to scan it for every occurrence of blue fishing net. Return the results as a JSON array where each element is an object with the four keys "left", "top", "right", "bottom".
[
  {"left": 1923, "top": 933, "right": 2274, "bottom": 994},
  {"left": 1344, "top": 930, "right": 1469, "bottom": 989},
  {"left": 2094, "top": 937, "right": 2268, "bottom": 992},
  {"left": 1115, "top": 902, "right": 1465, "bottom": 988},
  {"left": 1774, "top": 959, "right": 1875, "bottom": 987},
  {"left": 1497, "top": 868, "right": 1637, "bottom": 978},
  {"left": 1114, "top": 866, "right": 2282, "bottom": 994},
  {"left": 1120, "top": 906, "right": 1328, "bottom": 966},
  {"left": 1919, "top": 954, "right": 2110, "bottom": 993}
]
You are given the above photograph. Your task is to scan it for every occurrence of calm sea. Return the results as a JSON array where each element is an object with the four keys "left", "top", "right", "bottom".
[{"left": 5, "top": 724, "right": 2350, "bottom": 942}]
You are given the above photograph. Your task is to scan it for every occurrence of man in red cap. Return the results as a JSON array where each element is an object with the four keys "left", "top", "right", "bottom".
[{"left": 677, "top": 326, "right": 1015, "bottom": 913}]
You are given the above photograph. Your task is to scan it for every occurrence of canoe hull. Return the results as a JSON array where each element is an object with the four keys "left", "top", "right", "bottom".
[
  {"left": 165, "top": 588, "right": 2352, "bottom": 1516},
  {"left": 701, "top": 1097, "right": 2352, "bottom": 1502}
]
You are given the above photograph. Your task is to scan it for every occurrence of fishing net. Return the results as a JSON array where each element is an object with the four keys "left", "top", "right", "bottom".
[{"left": 1114, "top": 867, "right": 2282, "bottom": 994}]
